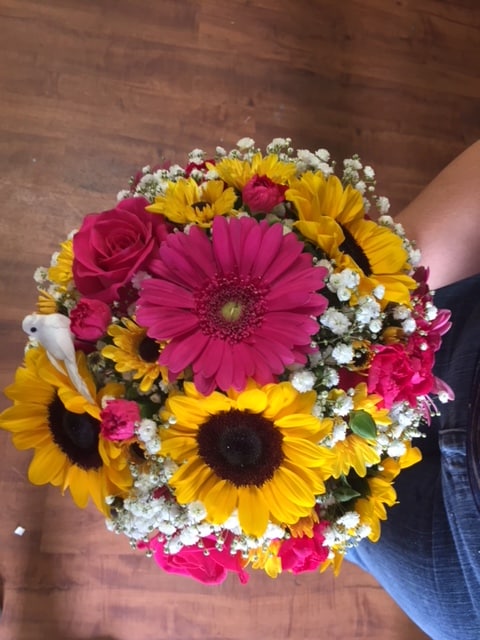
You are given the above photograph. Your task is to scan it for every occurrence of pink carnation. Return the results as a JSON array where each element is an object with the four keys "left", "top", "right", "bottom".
[
  {"left": 242, "top": 175, "right": 287, "bottom": 214},
  {"left": 70, "top": 298, "right": 111, "bottom": 342},
  {"left": 137, "top": 215, "right": 328, "bottom": 395},
  {"left": 100, "top": 399, "right": 140, "bottom": 442},
  {"left": 140, "top": 534, "right": 249, "bottom": 585},
  {"left": 367, "top": 342, "right": 434, "bottom": 408},
  {"left": 278, "top": 522, "right": 329, "bottom": 574}
]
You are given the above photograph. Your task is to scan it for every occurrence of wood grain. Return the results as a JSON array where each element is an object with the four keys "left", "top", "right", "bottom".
[{"left": 1, "top": 1, "right": 479, "bottom": 638}]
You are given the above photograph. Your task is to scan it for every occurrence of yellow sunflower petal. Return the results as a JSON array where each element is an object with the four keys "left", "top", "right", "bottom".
[
  {"left": 28, "top": 443, "right": 67, "bottom": 485},
  {"left": 237, "top": 485, "right": 270, "bottom": 537}
]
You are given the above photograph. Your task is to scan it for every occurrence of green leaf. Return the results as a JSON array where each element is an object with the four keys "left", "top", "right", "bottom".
[
  {"left": 349, "top": 410, "right": 377, "bottom": 440},
  {"left": 333, "top": 486, "right": 362, "bottom": 503}
]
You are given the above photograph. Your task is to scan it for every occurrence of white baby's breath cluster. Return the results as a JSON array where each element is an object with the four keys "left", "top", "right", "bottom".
[{"left": 119, "top": 137, "right": 388, "bottom": 214}]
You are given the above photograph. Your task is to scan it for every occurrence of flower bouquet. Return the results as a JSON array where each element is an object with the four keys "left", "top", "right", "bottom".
[{"left": 0, "top": 137, "right": 452, "bottom": 585}]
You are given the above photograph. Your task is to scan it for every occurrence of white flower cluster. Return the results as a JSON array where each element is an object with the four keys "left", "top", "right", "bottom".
[
  {"left": 119, "top": 138, "right": 390, "bottom": 217},
  {"left": 321, "top": 511, "right": 372, "bottom": 559}
]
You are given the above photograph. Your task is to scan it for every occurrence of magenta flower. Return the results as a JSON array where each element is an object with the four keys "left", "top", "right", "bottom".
[
  {"left": 100, "top": 399, "right": 139, "bottom": 442},
  {"left": 140, "top": 534, "right": 249, "bottom": 585},
  {"left": 137, "top": 216, "right": 328, "bottom": 394},
  {"left": 242, "top": 175, "right": 287, "bottom": 214},
  {"left": 278, "top": 521, "right": 329, "bottom": 574},
  {"left": 70, "top": 298, "right": 111, "bottom": 342}
]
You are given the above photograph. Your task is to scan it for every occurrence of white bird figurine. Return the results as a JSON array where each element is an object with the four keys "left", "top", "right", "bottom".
[{"left": 22, "top": 312, "right": 95, "bottom": 404}]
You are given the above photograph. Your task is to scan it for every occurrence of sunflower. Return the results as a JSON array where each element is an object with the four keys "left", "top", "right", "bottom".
[
  {"left": 286, "top": 172, "right": 416, "bottom": 306},
  {"left": 146, "top": 178, "right": 236, "bottom": 227},
  {"left": 212, "top": 152, "right": 297, "bottom": 191},
  {"left": 0, "top": 347, "right": 132, "bottom": 514},
  {"left": 354, "top": 443, "right": 422, "bottom": 542},
  {"left": 102, "top": 318, "right": 167, "bottom": 393},
  {"left": 48, "top": 238, "right": 74, "bottom": 294},
  {"left": 160, "top": 381, "right": 339, "bottom": 538}
]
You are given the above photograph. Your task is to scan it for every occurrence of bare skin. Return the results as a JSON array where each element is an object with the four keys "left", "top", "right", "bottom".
[{"left": 395, "top": 140, "right": 480, "bottom": 290}]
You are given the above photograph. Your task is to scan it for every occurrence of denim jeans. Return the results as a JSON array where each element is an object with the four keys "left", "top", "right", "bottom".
[{"left": 347, "top": 274, "right": 480, "bottom": 640}]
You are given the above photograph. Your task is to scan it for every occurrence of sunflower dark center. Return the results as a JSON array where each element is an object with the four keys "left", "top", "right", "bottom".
[
  {"left": 196, "top": 409, "right": 284, "bottom": 487},
  {"left": 192, "top": 201, "right": 208, "bottom": 211},
  {"left": 195, "top": 273, "right": 269, "bottom": 343},
  {"left": 138, "top": 336, "right": 160, "bottom": 362},
  {"left": 48, "top": 395, "right": 102, "bottom": 470},
  {"left": 339, "top": 226, "right": 372, "bottom": 276}
]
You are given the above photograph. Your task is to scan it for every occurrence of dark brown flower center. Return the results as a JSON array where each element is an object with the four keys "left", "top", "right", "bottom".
[
  {"left": 196, "top": 409, "right": 284, "bottom": 487},
  {"left": 138, "top": 336, "right": 161, "bottom": 362},
  {"left": 339, "top": 226, "right": 372, "bottom": 276},
  {"left": 48, "top": 395, "right": 102, "bottom": 470}
]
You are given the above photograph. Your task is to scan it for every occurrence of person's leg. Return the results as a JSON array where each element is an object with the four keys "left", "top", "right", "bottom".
[{"left": 347, "top": 275, "right": 480, "bottom": 640}]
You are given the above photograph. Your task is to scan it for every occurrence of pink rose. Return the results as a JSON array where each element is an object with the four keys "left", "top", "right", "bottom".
[
  {"left": 368, "top": 343, "right": 434, "bottom": 408},
  {"left": 70, "top": 298, "right": 111, "bottom": 341},
  {"left": 242, "top": 175, "right": 287, "bottom": 214},
  {"left": 141, "top": 534, "right": 249, "bottom": 585},
  {"left": 278, "top": 522, "right": 329, "bottom": 574},
  {"left": 100, "top": 399, "right": 140, "bottom": 442},
  {"left": 72, "top": 197, "right": 169, "bottom": 303}
]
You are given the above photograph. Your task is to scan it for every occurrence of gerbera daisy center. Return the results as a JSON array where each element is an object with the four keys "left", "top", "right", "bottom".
[
  {"left": 220, "top": 300, "right": 243, "bottom": 322},
  {"left": 196, "top": 409, "right": 284, "bottom": 487},
  {"left": 195, "top": 274, "right": 268, "bottom": 343}
]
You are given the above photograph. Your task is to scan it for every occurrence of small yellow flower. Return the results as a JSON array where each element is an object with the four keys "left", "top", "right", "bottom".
[
  {"left": 147, "top": 178, "right": 236, "bottom": 227},
  {"left": 213, "top": 152, "right": 297, "bottom": 191},
  {"left": 355, "top": 444, "right": 422, "bottom": 541},
  {"left": 102, "top": 318, "right": 167, "bottom": 393}
]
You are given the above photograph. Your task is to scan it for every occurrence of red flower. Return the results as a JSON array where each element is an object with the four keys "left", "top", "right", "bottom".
[
  {"left": 141, "top": 534, "right": 249, "bottom": 585},
  {"left": 100, "top": 399, "right": 139, "bottom": 442},
  {"left": 278, "top": 522, "right": 329, "bottom": 574},
  {"left": 367, "top": 342, "right": 434, "bottom": 408},
  {"left": 70, "top": 298, "right": 111, "bottom": 341},
  {"left": 242, "top": 175, "right": 287, "bottom": 214},
  {"left": 72, "top": 197, "right": 169, "bottom": 304}
]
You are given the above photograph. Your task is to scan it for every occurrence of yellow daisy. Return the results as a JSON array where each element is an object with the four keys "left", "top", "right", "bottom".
[
  {"left": 48, "top": 238, "right": 74, "bottom": 294},
  {"left": 328, "top": 383, "right": 389, "bottom": 478},
  {"left": 213, "top": 152, "right": 297, "bottom": 191},
  {"left": 102, "top": 318, "right": 167, "bottom": 393},
  {"left": 0, "top": 347, "right": 132, "bottom": 515},
  {"left": 146, "top": 178, "right": 237, "bottom": 227},
  {"left": 160, "top": 381, "right": 339, "bottom": 538},
  {"left": 287, "top": 172, "right": 416, "bottom": 306},
  {"left": 355, "top": 444, "right": 422, "bottom": 542}
]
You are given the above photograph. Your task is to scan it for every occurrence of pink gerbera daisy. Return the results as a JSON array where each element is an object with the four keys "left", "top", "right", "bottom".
[{"left": 136, "top": 216, "right": 328, "bottom": 394}]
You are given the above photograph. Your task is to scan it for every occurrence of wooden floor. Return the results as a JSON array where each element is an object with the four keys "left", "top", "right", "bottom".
[{"left": 1, "top": 1, "right": 479, "bottom": 638}]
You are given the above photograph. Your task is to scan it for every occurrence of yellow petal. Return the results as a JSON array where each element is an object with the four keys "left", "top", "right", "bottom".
[
  {"left": 236, "top": 388, "right": 268, "bottom": 413},
  {"left": 28, "top": 443, "right": 67, "bottom": 485},
  {"left": 201, "top": 479, "right": 237, "bottom": 523},
  {"left": 237, "top": 485, "right": 270, "bottom": 537}
]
